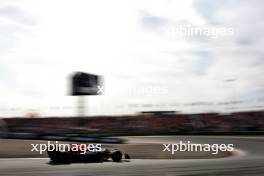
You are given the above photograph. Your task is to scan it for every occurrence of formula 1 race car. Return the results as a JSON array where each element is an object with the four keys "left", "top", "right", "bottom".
[{"left": 47, "top": 145, "right": 130, "bottom": 164}]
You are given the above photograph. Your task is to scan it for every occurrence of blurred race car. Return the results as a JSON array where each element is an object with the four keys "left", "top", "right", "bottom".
[{"left": 47, "top": 145, "right": 130, "bottom": 164}]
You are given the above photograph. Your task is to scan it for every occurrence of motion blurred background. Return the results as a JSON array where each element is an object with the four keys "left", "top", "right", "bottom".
[
  {"left": 0, "top": 0, "right": 264, "bottom": 138},
  {"left": 0, "top": 1, "right": 264, "bottom": 175}
]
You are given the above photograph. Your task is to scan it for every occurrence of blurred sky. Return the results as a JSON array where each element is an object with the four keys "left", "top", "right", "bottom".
[{"left": 1, "top": 0, "right": 264, "bottom": 117}]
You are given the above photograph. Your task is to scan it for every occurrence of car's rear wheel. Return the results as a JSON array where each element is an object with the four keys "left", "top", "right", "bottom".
[
  {"left": 48, "top": 151, "right": 71, "bottom": 164},
  {"left": 48, "top": 151, "right": 60, "bottom": 163},
  {"left": 60, "top": 152, "right": 71, "bottom": 164}
]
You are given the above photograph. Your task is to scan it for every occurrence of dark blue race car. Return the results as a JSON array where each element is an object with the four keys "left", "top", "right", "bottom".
[{"left": 47, "top": 145, "right": 130, "bottom": 164}]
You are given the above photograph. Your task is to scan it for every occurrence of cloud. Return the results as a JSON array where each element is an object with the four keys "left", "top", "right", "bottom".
[
  {"left": 1, "top": 0, "right": 264, "bottom": 116},
  {"left": 137, "top": 0, "right": 264, "bottom": 112},
  {"left": 139, "top": 10, "right": 169, "bottom": 30},
  {"left": 0, "top": 2, "right": 35, "bottom": 49},
  {"left": 0, "top": 5, "right": 35, "bottom": 25}
]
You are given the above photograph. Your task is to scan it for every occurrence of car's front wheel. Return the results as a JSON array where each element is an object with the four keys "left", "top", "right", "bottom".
[{"left": 111, "top": 151, "right": 122, "bottom": 162}]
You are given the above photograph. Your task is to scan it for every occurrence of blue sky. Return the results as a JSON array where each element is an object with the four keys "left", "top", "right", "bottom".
[{"left": 1, "top": 0, "right": 264, "bottom": 117}]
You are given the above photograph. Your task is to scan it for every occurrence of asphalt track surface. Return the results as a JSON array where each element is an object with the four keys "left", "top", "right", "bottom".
[{"left": 0, "top": 136, "right": 264, "bottom": 176}]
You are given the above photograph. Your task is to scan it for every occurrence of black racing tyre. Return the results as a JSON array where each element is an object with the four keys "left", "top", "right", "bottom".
[
  {"left": 60, "top": 152, "right": 71, "bottom": 164},
  {"left": 48, "top": 151, "right": 71, "bottom": 164},
  {"left": 111, "top": 151, "right": 122, "bottom": 162},
  {"left": 47, "top": 151, "right": 61, "bottom": 163},
  {"left": 124, "top": 153, "right": 131, "bottom": 159}
]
